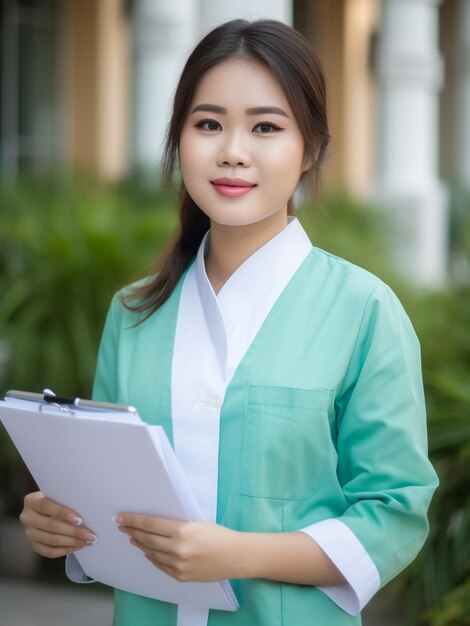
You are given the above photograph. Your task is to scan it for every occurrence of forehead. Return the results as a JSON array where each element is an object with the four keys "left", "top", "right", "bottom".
[{"left": 190, "top": 58, "right": 291, "bottom": 111}]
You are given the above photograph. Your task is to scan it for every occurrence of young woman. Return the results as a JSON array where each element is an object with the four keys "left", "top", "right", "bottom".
[{"left": 20, "top": 19, "right": 438, "bottom": 626}]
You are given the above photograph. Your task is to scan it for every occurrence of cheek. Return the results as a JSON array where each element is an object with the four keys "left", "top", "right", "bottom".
[
  {"left": 268, "top": 132, "right": 303, "bottom": 163},
  {"left": 178, "top": 133, "right": 192, "bottom": 170},
  {"left": 179, "top": 132, "right": 214, "bottom": 185},
  {"left": 263, "top": 140, "right": 305, "bottom": 186}
]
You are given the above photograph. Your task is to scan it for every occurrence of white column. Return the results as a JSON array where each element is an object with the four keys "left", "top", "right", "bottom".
[
  {"left": 198, "top": 0, "right": 292, "bottom": 36},
  {"left": 455, "top": 0, "right": 470, "bottom": 186},
  {"left": 131, "top": 0, "right": 197, "bottom": 178},
  {"left": 373, "top": 0, "right": 447, "bottom": 286}
]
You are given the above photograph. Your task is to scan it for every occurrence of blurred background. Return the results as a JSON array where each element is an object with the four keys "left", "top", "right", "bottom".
[{"left": 0, "top": 1, "right": 469, "bottom": 625}]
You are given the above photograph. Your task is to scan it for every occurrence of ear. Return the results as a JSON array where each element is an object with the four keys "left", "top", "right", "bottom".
[
  {"left": 302, "top": 157, "right": 313, "bottom": 173},
  {"left": 302, "top": 143, "right": 321, "bottom": 173}
]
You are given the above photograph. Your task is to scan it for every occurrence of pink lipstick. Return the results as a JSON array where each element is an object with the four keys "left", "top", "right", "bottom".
[{"left": 211, "top": 178, "right": 256, "bottom": 198}]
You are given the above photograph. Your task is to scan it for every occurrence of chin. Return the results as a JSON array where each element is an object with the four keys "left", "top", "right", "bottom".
[{"left": 210, "top": 214, "right": 271, "bottom": 228}]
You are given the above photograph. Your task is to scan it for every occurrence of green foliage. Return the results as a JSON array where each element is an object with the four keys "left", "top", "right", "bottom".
[
  {"left": 448, "top": 182, "right": 470, "bottom": 285},
  {"left": 396, "top": 289, "right": 470, "bottom": 625},
  {"left": 0, "top": 177, "right": 177, "bottom": 396},
  {"left": 299, "top": 191, "right": 398, "bottom": 283},
  {"left": 425, "top": 579, "right": 470, "bottom": 626}
]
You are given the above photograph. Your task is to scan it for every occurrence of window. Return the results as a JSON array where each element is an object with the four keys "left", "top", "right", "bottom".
[{"left": 0, "top": 0, "right": 61, "bottom": 175}]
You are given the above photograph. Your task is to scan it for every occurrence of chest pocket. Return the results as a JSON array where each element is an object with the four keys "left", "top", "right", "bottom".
[{"left": 241, "top": 385, "right": 333, "bottom": 500}]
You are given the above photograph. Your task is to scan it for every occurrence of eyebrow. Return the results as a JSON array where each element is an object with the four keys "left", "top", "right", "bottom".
[{"left": 190, "top": 104, "right": 288, "bottom": 117}]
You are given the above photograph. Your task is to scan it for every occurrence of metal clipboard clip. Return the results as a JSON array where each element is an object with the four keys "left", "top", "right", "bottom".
[{"left": 38, "top": 402, "right": 74, "bottom": 416}]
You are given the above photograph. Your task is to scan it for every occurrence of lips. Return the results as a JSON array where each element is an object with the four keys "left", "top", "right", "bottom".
[{"left": 211, "top": 178, "right": 256, "bottom": 198}]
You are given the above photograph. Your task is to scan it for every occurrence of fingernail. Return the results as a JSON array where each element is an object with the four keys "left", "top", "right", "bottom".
[
  {"left": 112, "top": 515, "right": 124, "bottom": 525},
  {"left": 84, "top": 533, "right": 97, "bottom": 545},
  {"left": 67, "top": 514, "right": 83, "bottom": 526}
]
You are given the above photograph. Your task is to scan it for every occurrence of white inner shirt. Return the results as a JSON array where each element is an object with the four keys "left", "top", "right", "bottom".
[{"left": 171, "top": 217, "right": 380, "bottom": 626}]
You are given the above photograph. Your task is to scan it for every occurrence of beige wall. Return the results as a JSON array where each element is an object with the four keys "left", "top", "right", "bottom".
[
  {"left": 63, "top": 0, "right": 130, "bottom": 180},
  {"left": 296, "top": 0, "right": 378, "bottom": 196},
  {"left": 343, "top": 0, "right": 378, "bottom": 196},
  {"left": 296, "top": 0, "right": 346, "bottom": 188}
]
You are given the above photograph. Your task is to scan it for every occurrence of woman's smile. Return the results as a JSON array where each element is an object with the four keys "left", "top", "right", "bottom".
[{"left": 211, "top": 177, "right": 257, "bottom": 198}]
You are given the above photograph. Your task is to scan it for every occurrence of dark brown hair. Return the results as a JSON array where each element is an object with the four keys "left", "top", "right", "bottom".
[{"left": 123, "top": 19, "right": 330, "bottom": 319}]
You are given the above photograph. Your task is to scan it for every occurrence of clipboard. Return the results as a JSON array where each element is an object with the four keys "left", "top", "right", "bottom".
[{"left": 0, "top": 391, "right": 238, "bottom": 611}]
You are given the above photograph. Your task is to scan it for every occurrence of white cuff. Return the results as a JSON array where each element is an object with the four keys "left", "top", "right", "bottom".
[
  {"left": 299, "top": 519, "right": 381, "bottom": 615},
  {"left": 65, "top": 554, "right": 95, "bottom": 584}
]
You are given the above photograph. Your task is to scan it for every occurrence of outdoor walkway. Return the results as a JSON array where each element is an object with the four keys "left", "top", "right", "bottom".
[
  {"left": 0, "top": 578, "right": 113, "bottom": 626},
  {"left": 0, "top": 577, "right": 403, "bottom": 625}
]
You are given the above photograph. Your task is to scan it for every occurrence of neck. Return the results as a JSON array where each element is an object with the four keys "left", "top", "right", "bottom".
[{"left": 205, "top": 210, "right": 289, "bottom": 294}]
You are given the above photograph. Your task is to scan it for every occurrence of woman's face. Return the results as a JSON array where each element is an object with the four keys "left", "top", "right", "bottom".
[{"left": 179, "top": 58, "right": 308, "bottom": 228}]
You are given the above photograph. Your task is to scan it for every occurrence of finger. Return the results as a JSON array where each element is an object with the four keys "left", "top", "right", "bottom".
[
  {"left": 23, "top": 492, "right": 83, "bottom": 529},
  {"left": 117, "top": 514, "right": 180, "bottom": 537},
  {"left": 144, "top": 554, "right": 191, "bottom": 583},
  {"left": 26, "top": 527, "right": 93, "bottom": 549},
  {"left": 30, "top": 541, "right": 84, "bottom": 559},
  {"left": 121, "top": 527, "right": 174, "bottom": 553},
  {"left": 128, "top": 534, "right": 173, "bottom": 559},
  {"left": 144, "top": 549, "right": 176, "bottom": 569},
  {"left": 135, "top": 541, "right": 179, "bottom": 572},
  {"left": 34, "top": 494, "right": 83, "bottom": 526},
  {"left": 145, "top": 555, "right": 180, "bottom": 580},
  {"left": 23, "top": 510, "right": 95, "bottom": 542}
]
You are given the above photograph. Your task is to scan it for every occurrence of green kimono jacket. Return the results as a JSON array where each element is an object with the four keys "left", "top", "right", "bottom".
[{"left": 93, "top": 247, "right": 438, "bottom": 626}]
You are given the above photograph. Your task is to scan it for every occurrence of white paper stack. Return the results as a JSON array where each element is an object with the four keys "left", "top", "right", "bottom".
[{"left": 0, "top": 398, "right": 238, "bottom": 611}]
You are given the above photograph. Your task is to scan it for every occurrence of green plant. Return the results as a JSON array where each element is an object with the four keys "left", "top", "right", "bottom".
[
  {"left": 298, "top": 190, "right": 399, "bottom": 283},
  {"left": 395, "top": 289, "right": 470, "bottom": 625},
  {"left": 448, "top": 182, "right": 470, "bottom": 285},
  {"left": 0, "top": 176, "right": 178, "bottom": 395},
  {"left": 425, "top": 579, "right": 470, "bottom": 626}
]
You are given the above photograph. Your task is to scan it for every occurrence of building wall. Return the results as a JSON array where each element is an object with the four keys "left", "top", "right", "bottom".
[
  {"left": 63, "top": 0, "right": 130, "bottom": 180},
  {"left": 343, "top": 0, "right": 378, "bottom": 197},
  {"left": 295, "top": 0, "right": 378, "bottom": 196},
  {"left": 294, "top": 0, "right": 346, "bottom": 189}
]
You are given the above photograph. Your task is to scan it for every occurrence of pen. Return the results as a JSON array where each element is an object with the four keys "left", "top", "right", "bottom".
[{"left": 43, "top": 394, "right": 79, "bottom": 405}]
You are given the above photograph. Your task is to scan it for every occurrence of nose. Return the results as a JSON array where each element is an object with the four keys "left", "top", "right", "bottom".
[{"left": 217, "top": 130, "right": 252, "bottom": 167}]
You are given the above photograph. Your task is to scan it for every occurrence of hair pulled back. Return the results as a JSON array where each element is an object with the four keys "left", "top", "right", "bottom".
[{"left": 124, "top": 19, "right": 330, "bottom": 319}]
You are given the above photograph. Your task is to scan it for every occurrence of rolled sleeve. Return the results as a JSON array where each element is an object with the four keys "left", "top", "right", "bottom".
[
  {"left": 332, "top": 284, "right": 438, "bottom": 588},
  {"left": 299, "top": 519, "right": 380, "bottom": 614}
]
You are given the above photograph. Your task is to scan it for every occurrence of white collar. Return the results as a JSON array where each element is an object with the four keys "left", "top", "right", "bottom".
[{"left": 194, "top": 217, "right": 312, "bottom": 353}]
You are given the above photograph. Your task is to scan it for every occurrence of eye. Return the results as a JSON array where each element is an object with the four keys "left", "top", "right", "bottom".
[
  {"left": 195, "top": 119, "right": 221, "bottom": 131},
  {"left": 253, "top": 121, "right": 282, "bottom": 134}
]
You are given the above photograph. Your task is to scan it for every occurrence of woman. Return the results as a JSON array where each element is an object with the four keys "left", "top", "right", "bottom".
[{"left": 20, "top": 19, "right": 438, "bottom": 626}]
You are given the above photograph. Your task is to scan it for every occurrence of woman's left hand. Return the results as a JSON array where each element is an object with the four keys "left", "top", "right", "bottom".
[{"left": 114, "top": 514, "right": 241, "bottom": 582}]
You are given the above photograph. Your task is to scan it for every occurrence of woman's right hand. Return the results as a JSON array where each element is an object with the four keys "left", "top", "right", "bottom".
[{"left": 20, "top": 491, "right": 97, "bottom": 558}]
